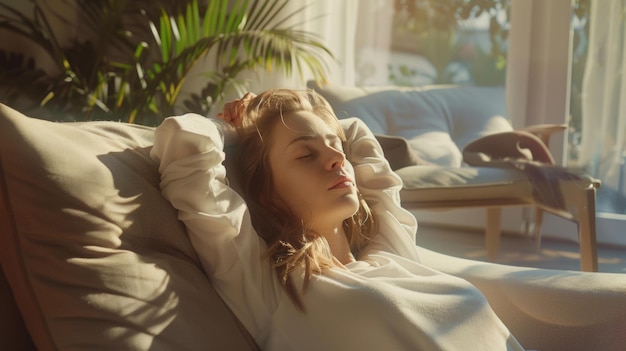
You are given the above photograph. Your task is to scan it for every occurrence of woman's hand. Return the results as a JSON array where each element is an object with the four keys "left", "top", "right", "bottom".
[{"left": 217, "top": 92, "right": 257, "bottom": 128}]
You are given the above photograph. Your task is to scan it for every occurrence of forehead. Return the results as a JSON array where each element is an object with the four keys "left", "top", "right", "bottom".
[{"left": 271, "top": 110, "right": 338, "bottom": 142}]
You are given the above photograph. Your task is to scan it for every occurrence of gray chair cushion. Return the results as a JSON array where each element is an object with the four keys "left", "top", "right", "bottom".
[{"left": 397, "top": 165, "right": 531, "bottom": 203}]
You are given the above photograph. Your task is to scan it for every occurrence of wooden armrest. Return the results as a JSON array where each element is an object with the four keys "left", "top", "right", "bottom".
[{"left": 518, "top": 124, "right": 567, "bottom": 146}]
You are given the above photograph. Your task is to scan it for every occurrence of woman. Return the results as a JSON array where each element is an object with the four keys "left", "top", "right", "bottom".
[{"left": 151, "top": 89, "right": 524, "bottom": 350}]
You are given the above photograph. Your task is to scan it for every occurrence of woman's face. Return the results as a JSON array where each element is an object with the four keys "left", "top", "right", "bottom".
[{"left": 268, "top": 110, "right": 359, "bottom": 232}]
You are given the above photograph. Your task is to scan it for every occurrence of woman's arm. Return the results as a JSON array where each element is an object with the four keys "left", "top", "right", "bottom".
[
  {"left": 151, "top": 114, "right": 278, "bottom": 338},
  {"left": 150, "top": 114, "right": 267, "bottom": 279},
  {"left": 340, "top": 117, "right": 420, "bottom": 262}
]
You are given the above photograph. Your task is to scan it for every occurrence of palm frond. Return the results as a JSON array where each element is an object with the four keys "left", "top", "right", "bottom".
[{"left": 0, "top": 0, "right": 334, "bottom": 124}]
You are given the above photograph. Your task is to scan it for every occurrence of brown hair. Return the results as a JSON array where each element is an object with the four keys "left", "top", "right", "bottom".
[{"left": 234, "top": 89, "right": 377, "bottom": 311}]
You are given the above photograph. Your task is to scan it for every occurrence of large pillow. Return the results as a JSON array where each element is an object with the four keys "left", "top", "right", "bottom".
[
  {"left": 308, "top": 81, "right": 512, "bottom": 167},
  {"left": 0, "top": 104, "right": 258, "bottom": 350}
]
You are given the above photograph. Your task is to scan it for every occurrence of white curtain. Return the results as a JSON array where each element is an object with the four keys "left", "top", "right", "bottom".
[
  {"left": 352, "top": 0, "right": 394, "bottom": 86},
  {"left": 246, "top": 0, "right": 360, "bottom": 91},
  {"left": 580, "top": 0, "right": 626, "bottom": 194}
]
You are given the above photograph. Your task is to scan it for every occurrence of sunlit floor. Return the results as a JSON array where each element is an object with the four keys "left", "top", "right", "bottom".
[{"left": 415, "top": 224, "right": 626, "bottom": 274}]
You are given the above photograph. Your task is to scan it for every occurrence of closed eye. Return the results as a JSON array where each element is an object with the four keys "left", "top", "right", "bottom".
[{"left": 296, "top": 150, "right": 317, "bottom": 160}]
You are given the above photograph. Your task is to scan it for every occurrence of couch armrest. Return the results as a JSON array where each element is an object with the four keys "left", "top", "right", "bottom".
[{"left": 417, "top": 246, "right": 626, "bottom": 351}]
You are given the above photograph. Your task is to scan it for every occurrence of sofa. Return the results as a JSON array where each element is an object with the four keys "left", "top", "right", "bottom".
[{"left": 1, "top": 99, "right": 626, "bottom": 351}]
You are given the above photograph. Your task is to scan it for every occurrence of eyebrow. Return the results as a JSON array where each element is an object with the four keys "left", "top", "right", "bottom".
[{"left": 285, "top": 134, "right": 341, "bottom": 150}]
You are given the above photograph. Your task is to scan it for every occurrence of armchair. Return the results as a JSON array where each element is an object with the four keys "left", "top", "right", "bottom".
[
  {"left": 309, "top": 82, "right": 600, "bottom": 272},
  {"left": 0, "top": 103, "right": 624, "bottom": 350}
]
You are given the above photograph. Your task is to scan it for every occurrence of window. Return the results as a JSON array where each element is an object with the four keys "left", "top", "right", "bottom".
[
  {"left": 350, "top": 0, "right": 528, "bottom": 237},
  {"left": 347, "top": 0, "right": 626, "bottom": 246},
  {"left": 354, "top": 0, "right": 510, "bottom": 88}
]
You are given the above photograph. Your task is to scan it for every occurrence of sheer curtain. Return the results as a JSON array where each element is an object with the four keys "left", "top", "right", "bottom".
[
  {"left": 352, "top": 0, "right": 394, "bottom": 86},
  {"left": 246, "top": 0, "right": 360, "bottom": 91},
  {"left": 580, "top": 0, "right": 626, "bottom": 196}
]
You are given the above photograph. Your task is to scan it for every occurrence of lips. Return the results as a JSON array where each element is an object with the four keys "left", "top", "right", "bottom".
[{"left": 329, "top": 176, "right": 354, "bottom": 190}]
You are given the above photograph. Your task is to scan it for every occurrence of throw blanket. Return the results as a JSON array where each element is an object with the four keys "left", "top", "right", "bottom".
[{"left": 462, "top": 131, "right": 585, "bottom": 211}]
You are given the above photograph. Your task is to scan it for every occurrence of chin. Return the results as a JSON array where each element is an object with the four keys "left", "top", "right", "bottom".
[{"left": 339, "top": 195, "right": 361, "bottom": 217}]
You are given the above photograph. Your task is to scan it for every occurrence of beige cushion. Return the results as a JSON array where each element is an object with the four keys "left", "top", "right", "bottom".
[{"left": 0, "top": 104, "right": 258, "bottom": 350}]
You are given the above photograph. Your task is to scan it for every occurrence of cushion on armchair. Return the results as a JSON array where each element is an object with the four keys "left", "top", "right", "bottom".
[{"left": 0, "top": 104, "right": 258, "bottom": 350}]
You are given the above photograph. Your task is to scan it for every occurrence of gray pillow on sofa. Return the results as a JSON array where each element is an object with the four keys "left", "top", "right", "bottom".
[
  {"left": 0, "top": 104, "right": 258, "bottom": 350},
  {"left": 374, "top": 134, "right": 426, "bottom": 170}
]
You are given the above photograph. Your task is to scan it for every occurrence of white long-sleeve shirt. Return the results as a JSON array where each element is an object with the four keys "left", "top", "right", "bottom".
[{"left": 151, "top": 114, "right": 524, "bottom": 351}]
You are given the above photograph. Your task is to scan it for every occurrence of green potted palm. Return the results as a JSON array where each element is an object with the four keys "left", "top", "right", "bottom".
[{"left": 0, "top": 0, "right": 333, "bottom": 125}]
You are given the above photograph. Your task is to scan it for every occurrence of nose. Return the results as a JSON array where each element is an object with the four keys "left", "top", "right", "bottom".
[{"left": 326, "top": 147, "right": 345, "bottom": 170}]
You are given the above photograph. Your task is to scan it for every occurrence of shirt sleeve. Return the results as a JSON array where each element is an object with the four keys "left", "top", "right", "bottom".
[
  {"left": 340, "top": 118, "right": 421, "bottom": 262},
  {"left": 150, "top": 114, "right": 278, "bottom": 334}
]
